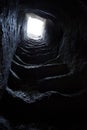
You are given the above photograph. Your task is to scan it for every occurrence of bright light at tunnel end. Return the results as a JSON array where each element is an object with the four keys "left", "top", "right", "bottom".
[{"left": 26, "top": 14, "right": 46, "bottom": 41}]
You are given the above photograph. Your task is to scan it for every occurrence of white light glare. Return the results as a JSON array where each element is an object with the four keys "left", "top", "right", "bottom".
[{"left": 27, "top": 14, "right": 46, "bottom": 40}]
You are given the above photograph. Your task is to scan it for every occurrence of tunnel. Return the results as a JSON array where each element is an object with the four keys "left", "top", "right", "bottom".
[{"left": 0, "top": 0, "right": 87, "bottom": 129}]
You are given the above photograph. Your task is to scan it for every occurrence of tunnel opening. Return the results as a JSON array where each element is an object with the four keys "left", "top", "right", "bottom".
[{"left": 26, "top": 13, "right": 46, "bottom": 41}]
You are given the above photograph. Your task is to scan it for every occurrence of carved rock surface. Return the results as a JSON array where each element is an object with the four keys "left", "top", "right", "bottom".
[{"left": 0, "top": 0, "right": 87, "bottom": 129}]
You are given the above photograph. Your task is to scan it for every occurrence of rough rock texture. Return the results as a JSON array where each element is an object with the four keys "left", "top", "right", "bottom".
[{"left": 0, "top": 0, "right": 87, "bottom": 129}]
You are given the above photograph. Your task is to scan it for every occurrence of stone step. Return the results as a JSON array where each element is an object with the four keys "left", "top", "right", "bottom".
[
  {"left": 8, "top": 62, "right": 69, "bottom": 90},
  {"left": 11, "top": 61, "right": 69, "bottom": 81}
]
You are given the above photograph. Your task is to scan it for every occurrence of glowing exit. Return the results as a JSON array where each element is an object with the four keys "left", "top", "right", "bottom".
[{"left": 26, "top": 14, "right": 46, "bottom": 40}]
